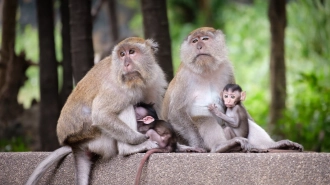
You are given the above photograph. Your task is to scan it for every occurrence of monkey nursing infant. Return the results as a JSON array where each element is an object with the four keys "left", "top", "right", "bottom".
[
  {"left": 26, "top": 28, "right": 303, "bottom": 185},
  {"left": 26, "top": 37, "right": 170, "bottom": 185},
  {"left": 162, "top": 27, "right": 303, "bottom": 153}
]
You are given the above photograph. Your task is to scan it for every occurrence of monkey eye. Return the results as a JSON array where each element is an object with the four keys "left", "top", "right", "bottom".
[
  {"left": 129, "top": 49, "right": 135, "bottom": 54},
  {"left": 202, "top": 37, "right": 209, "bottom": 41},
  {"left": 119, "top": 52, "right": 125, "bottom": 57},
  {"left": 224, "top": 95, "right": 228, "bottom": 98},
  {"left": 231, "top": 95, "right": 235, "bottom": 99},
  {"left": 192, "top": 38, "right": 198, "bottom": 43}
]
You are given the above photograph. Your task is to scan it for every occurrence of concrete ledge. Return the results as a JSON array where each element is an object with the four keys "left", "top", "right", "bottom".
[{"left": 1, "top": 152, "right": 329, "bottom": 185}]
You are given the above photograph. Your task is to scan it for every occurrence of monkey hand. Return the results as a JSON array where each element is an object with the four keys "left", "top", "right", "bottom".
[
  {"left": 129, "top": 133, "right": 149, "bottom": 145},
  {"left": 176, "top": 144, "right": 207, "bottom": 153},
  {"left": 181, "top": 147, "right": 207, "bottom": 153},
  {"left": 143, "top": 140, "right": 160, "bottom": 150},
  {"left": 208, "top": 104, "right": 217, "bottom": 112}
]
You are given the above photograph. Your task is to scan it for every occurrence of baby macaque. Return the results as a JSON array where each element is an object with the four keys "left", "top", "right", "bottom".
[
  {"left": 134, "top": 102, "right": 175, "bottom": 149},
  {"left": 208, "top": 84, "right": 249, "bottom": 140},
  {"left": 134, "top": 103, "right": 177, "bottom": 185}
]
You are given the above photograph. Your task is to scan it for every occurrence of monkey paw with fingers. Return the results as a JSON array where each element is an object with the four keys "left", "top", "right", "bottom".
[
  {"left": 144, "top": 140, "right": 160, "bottom": 150},
  {"left": 131, "top": 134, "right": 150, "bottom": 145},
  {"left": 207, "top": 103, "right": 218, "bottom": 112},
  {"left": 247, "top": 148, "right": 269, "bottom": 153},
  {"left": 273, "top": 139, "right": 304, "bottom": 152},
  {"left": 180, "top": 147, "right": 207, "bottom": 153}
]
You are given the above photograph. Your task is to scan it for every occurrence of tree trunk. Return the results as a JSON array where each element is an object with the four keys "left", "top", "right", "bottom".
[
  {"left": 0, "top": 52, "right": 29, "bottom": 125},
  {"left": 268, "top": 0, "right": 287, "bottom": 131},
  {"left": 36, "top": 0, "right": 60, "bottom": 151},
  {"left": 69, "top": 0, "right": 94, "bottom": 83},
  {"left": 141, "top": 0, "right": 173, "bottom": 82},
  {"left": 0, "top": 0, "right": 18, "bottom": 90},
  {"left": 60, "top": 0, "right": 73, "bottom": 106},
  {"left": 107, "top": 0, "right": 119, "bottom": 43}
]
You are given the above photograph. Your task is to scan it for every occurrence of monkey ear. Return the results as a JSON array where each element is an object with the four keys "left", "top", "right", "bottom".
[
  {"left": 240, "top": 91, "right": 246, "bottom": 101},
  {"left": 141, "top": 116, "right": 155, "bottom": 124},
  {"left": 146, "top": 39, "right": 159, "bottom": 53}
]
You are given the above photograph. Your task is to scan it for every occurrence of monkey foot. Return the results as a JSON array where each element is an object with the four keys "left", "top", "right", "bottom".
[{"left": 273, "top": 140, "right": 304, "bottom": 152}]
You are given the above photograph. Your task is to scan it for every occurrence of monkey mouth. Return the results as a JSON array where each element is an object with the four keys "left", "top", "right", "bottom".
[
  {"left": 192, "top": 54, "right": 213, "bottom": 66},
  {"left": 225, "top": 104, "right": 234, "bottom": 108},
  {"left": 122, "top": 71, "right": 141, "bottom": 80},
  {"left": 122, "top": 71, "right": 145, "bottom": 87},
  {"left": 196, "top": 53, "right": 211, "bottom": 57}
]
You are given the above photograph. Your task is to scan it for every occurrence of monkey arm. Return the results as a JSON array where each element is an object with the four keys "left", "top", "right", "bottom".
[
  {"left": 91, "top": 96, "right": 147, "bottom": 145},
  {"left": 211, "top": 107, "right": 240, "bottom": 128},
  {"left": 92, "top": 111, "right": 147, "bottom": 145}
]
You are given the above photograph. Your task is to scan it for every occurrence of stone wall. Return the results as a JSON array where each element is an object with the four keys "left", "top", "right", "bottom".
[{"left": 1, "top": 152, "right": 329, "bottom": 185}]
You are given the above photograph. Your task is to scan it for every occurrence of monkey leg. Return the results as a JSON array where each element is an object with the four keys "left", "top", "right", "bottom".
[
  {"left": 196, "top": 117, "right": 228, "bottom": 151},
  {"left": 268, "top": 139, "right": 303, "bottom": 152},
  {"left": 212, "top": 137, "right": 250, "bottom": 153},
  {"left": 176, "top": 143, "right": 207, "bottom": 153},
  {"left": 72, "top": 148, "right": 93, "bottom": 185},
  {"left": 224, "top": 127, "right": 236, "bottom": 140}
]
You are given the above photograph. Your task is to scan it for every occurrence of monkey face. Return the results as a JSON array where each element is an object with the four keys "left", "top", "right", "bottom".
[
  {"left": 222, "top": 90, "right": 241, "bottom": 108},
  {"left": 180, "top": 27, "right": 228, "bottom": 74},
  {"left": 111, "top": 37, "right": 159, "bottom": 88}
]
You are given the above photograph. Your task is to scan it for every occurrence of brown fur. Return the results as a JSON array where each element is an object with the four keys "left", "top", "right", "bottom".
[
  {"left": 26, "top": 37, "right": 168, "bottom": 185},
  {"left": 162, "top": 27, "right": 253, "bottom": 153}
]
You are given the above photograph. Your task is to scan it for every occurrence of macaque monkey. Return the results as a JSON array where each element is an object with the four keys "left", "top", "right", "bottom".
[
  {"left": 208, "top": 84, "right": 249, "bottom": 140},
  {"left": 134, "top": 119, "right": 177, "bottom": 185},
  {"left": 26, "top": 37, "right": 168, "bottom": 185},
  {"left": 162, "top": 27, "right": 303, "bottom": 153},
  {"left": 133, "top": 102, "right": 204, "bottom": 185},
  {"left": 134, "top": 102, "right": 205, "bottom": 152},
  {"left": 162, "top": 27, "right": 251, "bottom": 153}
]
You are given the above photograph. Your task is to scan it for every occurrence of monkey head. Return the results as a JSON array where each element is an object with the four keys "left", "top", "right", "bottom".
[
  {"left": 222, "top": 84, "right": 246, "bottom": 108},
  {"left": 111, "top": 37, "right": 159, "bottom": 89},
  {"left": 180, "top": 27, "right": 229, "bottom": 74}
]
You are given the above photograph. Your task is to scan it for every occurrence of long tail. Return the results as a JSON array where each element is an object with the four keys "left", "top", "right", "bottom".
[
  {"left": 25, "top": 146, "right": 72, "bottom": 185},
  {"left": 134, "top": 149, "right": 167, "bottom": 185}
]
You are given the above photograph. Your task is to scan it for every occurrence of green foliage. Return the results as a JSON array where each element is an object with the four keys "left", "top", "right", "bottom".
[
  {"left": 163, "top": 0, "right": 330, "bottom": 151},
  {"left": 15, "top": 23, "right": 63, "bottom": 108},
  {"left": 280, "top": 0, "right": 330, "bottom": 152},
  {"left": 10, "top": 0, "right": 328, "bottom": 152},
  {"left": 0, "top": 137, "right": 30, "bottom": 152}
]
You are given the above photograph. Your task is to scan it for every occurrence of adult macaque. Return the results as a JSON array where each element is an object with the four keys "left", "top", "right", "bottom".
[
  {"left": 162, "top": 27, "right": 250, "bottom": 153},
  {"left": 162, "top": 27, "right": 303, "bottom": 153},
  {"left": 26, "top": 37, "right": 168, "bottom": 185},
  {"left": 208, "top": 84, "right": 248, "bottom": 140}
]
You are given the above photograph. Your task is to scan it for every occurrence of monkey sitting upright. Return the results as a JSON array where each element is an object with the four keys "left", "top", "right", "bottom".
[
  {"left": 26, "top": 37, "right": 168, "bottom": 185},
  {"left": 208, "top": 84, "right": 249, "bottom": 140},
  {"left": 162, "top": 27, "right": 303, "bottom": 153},
  {"left": 209, "top": 84, "right": 303, "bottom": 152}
]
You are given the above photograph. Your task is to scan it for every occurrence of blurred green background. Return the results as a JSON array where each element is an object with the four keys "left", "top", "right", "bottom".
[{"left": 1, "top": 0, "right": 329, "bottom": 152}]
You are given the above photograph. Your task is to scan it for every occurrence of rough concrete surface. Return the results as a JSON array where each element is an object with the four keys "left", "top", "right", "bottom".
[{"left": 0, "top": 152, "right": 329, "bottom": 185}]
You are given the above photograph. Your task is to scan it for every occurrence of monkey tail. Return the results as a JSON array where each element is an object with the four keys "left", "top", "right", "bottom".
[
  {"left": 25, "top": 146, "right": 72, "bottom": 185},
  {"left": 134, "top": 148, "right": 166, "bottom": 185}
]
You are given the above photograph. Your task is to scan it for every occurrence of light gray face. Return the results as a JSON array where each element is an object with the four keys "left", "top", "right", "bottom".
[{"left": 135, "top": 106, "right": 148, "bottom": 120}]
